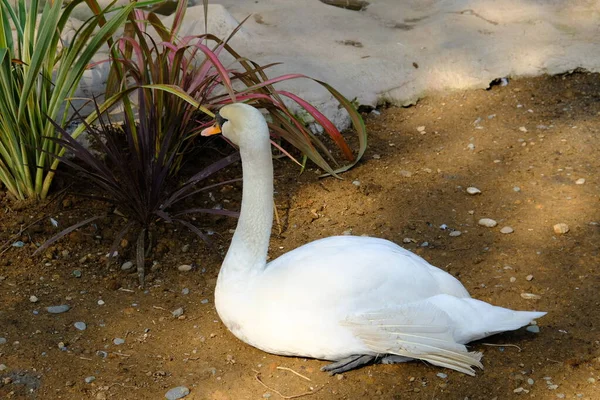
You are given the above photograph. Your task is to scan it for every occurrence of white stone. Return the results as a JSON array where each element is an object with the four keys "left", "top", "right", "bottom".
[
  {"left": 575, "top": 178, "right": 586, "bottom": 185},
  {"left": 521, "top": 293, "right": 541, "bottom": 300},
  {"left": 178, "top": 264, "right": 193, "bottom": 272},
  {"left": 553, "top": 223, "right": 569, "bottom": 234},
  {"left": 121, "top": 261, "right": 133, "bottom": 271},
  {"left": 29, "top": 295, "right": 39, "bottom": 303},
  {"left": 478, "top": 218, "right": 497, "bottom": 228},
  {"left": 449, "top": 231, "right": 462, "bottom": 237},
  {"left": 500, "top": 226, "right": 514, "bottom": 234},
  {"left": 466, "top": 187, "right": 481, "bottom": 195}
]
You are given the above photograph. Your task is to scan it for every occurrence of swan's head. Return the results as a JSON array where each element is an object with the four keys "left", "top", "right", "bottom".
[{"left": 201, "top": 103, "right": 269, "bottom": 148}]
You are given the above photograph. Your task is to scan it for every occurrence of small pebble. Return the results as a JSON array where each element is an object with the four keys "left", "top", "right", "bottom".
[
  {"left": 74, "top": 322, "right": 87, "bottom": 331},
  {"left": 514, "top": 387, "right": 525, "bottom": 393},
  {"left": 97, "top": 300, "right": 105, "bottom": 306},
  {"left": 399, "top": 170, "right": 412, "bottom": 177},
  {"left": 526, "top": 274, "right": 534, "bottom": 281},
  {"left": 403, "top": 238, "right": 416, "bottom": 243},
  {"left": 263, "top": 393, "right": 272, "bottom": 398},
  {"left": 587, "top": 378, "right": 596, "bottom": 383},
  {"left": 0, "top": 338, "right": 6, "bottom": 345},
  {"left": 0, "top": 364, "right": 6, "bottom": 371},
  {"left": 467, "top": 143, "right": 475, "bottom": 150},
  {"left": 29, "top": 295, "right": 39, "bottom": 303},
  {"left": 500, "top": 226, "right": 514, "bottom": 234},
  {"left": 113, "top": 338, "right": 125, "bottom": 345},
  {"left": 182, "top": 288, "right": 190, "bottom": 295},
  {"left": 417, "top": 126, "right": 426, "bottom": 132},
  {"left": 46, "top": 305, "right": 70, "bottom": 314},
  {"left": 548, "top": 384, "right": 559, "bottom": 390},
  {"left": 177, "top": 264, "right": 193, "bottom": 272},
  {"left": 85, "top": 376, "right": 96, "bottom": 384},
  {"left": 449, "top": 230, "right": 462, "bottom": 237},
  {"left": 575, "top": 178, "right": 585, "bottom": 185},
  {"left": 372, "top": 154, "right": 381, "bottom": 159},
  {"left": 352, "top": 180, "right": 361, "bottom": 186},
  {"left": 172, "top": 308, "right": 185, "bottom": 317},
  {"left": 121, "top": 261, "right": 134, "bottom": 271},
  {"left": 342, "top": 229, "right": 353, "bottom": 235},
  {"left": 513, "top": 186, "right": 521, "bottom": 192},
  {"left": 181, "top": 244, "right": 190, "bottom": 253},
  {"left": 436, "top": 372, "right": 447, "bottom": 379},
  {"left": 420, "top": 242, "right": 429, "bottom": 247},
  {"left": 521, "top": 293, "right": 541, "bottom": 300},
  {"left": 12, "top": 241, "right": 25, "bottom": 247},
  {"left": 553, "top": 223, "right": 569, "bottom": 234},
  {"left": 72, "top": 270, "right": 82, "bottom": 278},
  {"left": 528, "top": 378, "right": 535, "bottom": 385},
  {"left": 510, "top": 277, "right": 517, "bottom": 283},
  {"left": 201, "top": 299, "right": 209, "bottom": 304},
  {"left": 556, "top": 393, "right": 565, "bottom": 398},
  {"left": 526, "top": 325, "right": 540, "bottom": 333},
  {"left": 478, "top": 218, "right": 498, "bottom": 228},
  {"left": 466, "top": 187, "right": 481, "bottom": 195},
  {"left": 165, "top": 386, "right": 190, "bottom": 400},
  {"left": 519, "top": 126, "right": 528, "bottom": 132}
]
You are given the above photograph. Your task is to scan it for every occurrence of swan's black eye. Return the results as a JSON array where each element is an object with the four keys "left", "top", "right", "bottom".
[{"left": 216, "top": 113, "right": 228, "bottom": 128}]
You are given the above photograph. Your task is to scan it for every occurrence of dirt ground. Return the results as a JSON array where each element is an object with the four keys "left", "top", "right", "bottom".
[{"left": 1, "top": 72, "right": 599, "bottom": 400}]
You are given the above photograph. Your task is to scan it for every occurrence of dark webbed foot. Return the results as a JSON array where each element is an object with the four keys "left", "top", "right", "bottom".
[{"left": 321, "top": 355, "right": 376, "bottom": 375}]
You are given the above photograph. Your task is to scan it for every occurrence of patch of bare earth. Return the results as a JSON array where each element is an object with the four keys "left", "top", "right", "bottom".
[{"left": 1, "top": 72, "right": 599, "bottom": 399}]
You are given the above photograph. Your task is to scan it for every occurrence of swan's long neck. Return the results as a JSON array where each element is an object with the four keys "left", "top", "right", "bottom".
[{"left": 220, "top": 139, "right": 273, "bottom": 281}]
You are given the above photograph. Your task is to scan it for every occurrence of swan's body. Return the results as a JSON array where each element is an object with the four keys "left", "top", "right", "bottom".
[{"left": 202, "top": 103, "right": 545, "bottom": 375}]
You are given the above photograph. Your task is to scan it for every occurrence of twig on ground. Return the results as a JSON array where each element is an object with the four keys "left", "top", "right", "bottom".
[
  {"left": 481, "top": 343, "right": 522, "bottom": 352},
  {"left": 276, "top": 366, "right": 312, "bottom": 382},
  {"left": 253, "top": 370, "right": 322, "bottom": 399}
]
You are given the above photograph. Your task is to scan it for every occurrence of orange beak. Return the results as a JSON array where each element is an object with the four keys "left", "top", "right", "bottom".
[{"left": 201, "top": 123, "right": 222, "bottom": 136}]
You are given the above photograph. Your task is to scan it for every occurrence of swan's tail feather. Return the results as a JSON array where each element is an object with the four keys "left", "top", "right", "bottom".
[
  {"left": 342, "top": 297, "right": 546, "bottom": 375},
  {"left": 426, "top": 295, "right": 547, "bottom": 343},
  {"left": 342, "top": 302, "right": 485, "bottom": 375}
]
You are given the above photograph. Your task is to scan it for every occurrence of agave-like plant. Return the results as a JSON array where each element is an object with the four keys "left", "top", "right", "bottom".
[
  {"left": 0, "top": 0, "right": 135, "bottom": 200},
  {"left": 36, "top": 0, "right": 367, "bottom": 284},
  {"left": 37, "top": 92, "right": 240, "bottom": 285},
  {"left": 99, "top": 0, "right": 367, "bottom": 176}
]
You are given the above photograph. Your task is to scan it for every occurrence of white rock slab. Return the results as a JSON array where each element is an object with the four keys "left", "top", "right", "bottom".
[{"left": 68, "top": 0, "right": 600, "bottom": 128}]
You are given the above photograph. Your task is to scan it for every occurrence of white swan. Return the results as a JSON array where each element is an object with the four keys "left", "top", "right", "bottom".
[{"left": 201, "top": 103, "right": 546, "bottom": 375}]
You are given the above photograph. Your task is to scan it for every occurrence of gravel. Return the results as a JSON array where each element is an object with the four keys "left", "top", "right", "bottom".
[
  {"left": 172, "top": 307, "right": 184, "bottom": 317},
  {"left": 478, "top": 218, "right": 498, "bottom": 228},
  {"left": 500, "top": 226, "right": 514, "bottom": 234},
  {"left": 46, "top": 305, "right": 70, "bottom": 314},
  {"left": 85, "top": 376, "right": 96, "bottom": 384},
  {"left": 466, "top": 187, "right": 481, "bottom": 195},
  {"left": 121, "top": 261, "right": 134, "bottom": 271},
  {"left": 113, "top": 338, "right": 125, "bottom": 345},
  {"left": 74, "top": 322, "right": 87, "bottom": 331},
  {"left": 553, "top": 223, "right": 569, "bottom": 234},
  {"left": 165, "top": 386, "right": 190, "bottom": 400},
  {"left": 177, "top": 265, "right": 193, "bottom": 272}
]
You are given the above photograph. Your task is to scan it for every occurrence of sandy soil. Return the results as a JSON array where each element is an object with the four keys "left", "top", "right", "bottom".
[{"left": 1, "top": 72, "right": 599, "bottom": 399}]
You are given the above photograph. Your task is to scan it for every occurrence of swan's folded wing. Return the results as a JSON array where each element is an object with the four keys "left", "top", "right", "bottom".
[{"left": 341, "top": 302, "right": 484, "bottom": 375}]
